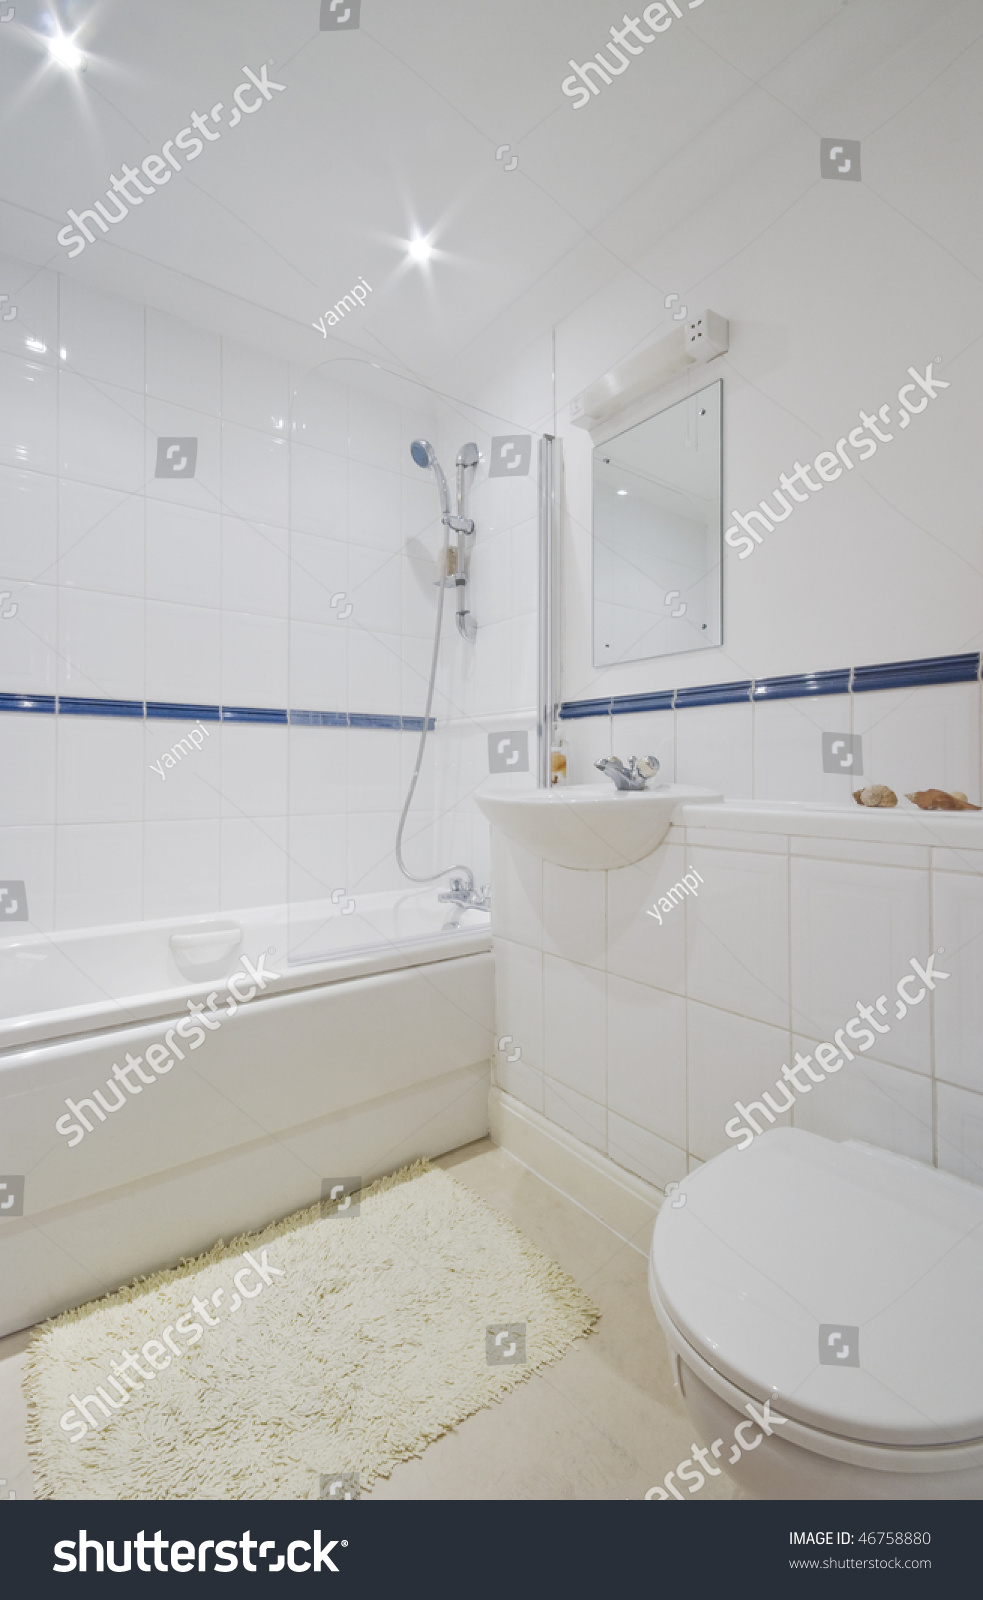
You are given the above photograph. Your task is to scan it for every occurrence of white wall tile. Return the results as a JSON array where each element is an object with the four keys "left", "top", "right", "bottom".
[
  {"left": 59, "top": 281, "right": 144, "bottom": 392},
  {"left": 286, "top": 813, "right": 347, "bottom": 904},
  {"left": 290, "top": 371, "right": 347, "bottom": 457},
  {"left": 222, "top": 614, "right": 288, "bottom": 709},
  {"left": 936, "top": 1082, "right": 983, "bottom": 1187},
  {"left": 753, "top": 695, "right": 856, "bottom": 804},
  {"left": 687, "top": 846, "right": 789, "bottom": 1027},
  {"left": 290, "top": 446, "right": 348, "bottom": 540},
  {"left": 852, "top": 683, "right": 981, "bottom": 804},
  {"left": 543, "top": 953, "right": 606, "bottom": 1102},
  {"left": 489, "top": 831, "right": 542, "bottom": 948},
  {"left": 542, "top": 861, "right": 606, "bottom": 969},
  {"left": 687, "top": 999, "right": 792, "bottom": 1163},
  {"left": 676, "top": 701, "right": 753, "bottom": 798},
  {"left": 0, "top": 256, "right": 57, "bottom": 368},
  {"left": 607, "top": 1113, "right": 686, "bottom": 1191},
  {"left": 221, "top": 340, "right": 288, "bottom": 436},
  {"left": 145, "top": 717, "right": 220, "bottom": 820},
  {"left": 145, "top": 602, "right": 222, "bottom": 706},
  {"left": 288, "top": 726, "right": 347, "bottom": 815},
  {"left": 791, "top": 856, "right": 931, "bottom": 1073},
  {"left": 56, "top": 716, "right": 143, "bottom": 824},
  {"left": 0, "top": 714, "right": 55, "bottom": 825},
  {"left": 220, "top": 816, "right": 288, "bottom": 911},
  {"left": 221, "top": 426, "right": 288, "bottom": 529},
  {"left": 607, "top": 841, "right": 688, "bottom": 996},
  {"left": 288, "top": 621, "right": 346, "bottom": 710},
  {"left": 55, "top": 822, "right": 144, "bottom": 930},
  {"left": 59, "top": 480, "right": 144, "bottom": 598},
  {"left": 0, "top": 823, "right": 55, "bottom": 932},
  {"left": 348, "top": 388, "right": 401, "bottom": 473},
  {"left": 220, "top": 724, "right": 288, "bottom": 818},
  {"left": 607, "top": 973, "right": 686, "bottom": 1147},
  {"left": 544, "top": 1078, "right": 606, "bottom": 1155},
  {"left": 60, "top": 374, "right": 144, "bottom": 491},
  {"left": 347, "top": 630, "right": 400, "bottom": 715},
  {"left": 493, "top": 935, "right": 543, "bottom": 1073},
  {"left": 58, "top": 589, "right": 145, "bottom": 700},
  {"left": 146, "top": 310, "right": 221, "bottom": 414},
  {"left": 0, "top": 464, "right": 57, "bottom": 580},
  {"left": 143, "top": 819, "right": 221, "bottom": 919},
  {"left": 791, "top": 1034, "right": 934, "bottom": 1164},
  {"left": 290, "top": 532, "right": 347, "bottom": 627},
  {"left": 348, "top": 462, "right": 401, "bottom": 552},
  {"left": 146, "top": 501, "right": 221, "bottom": 608},
  {"left": 932, "top": 869, "right": 983, "bottom": 1093},
  {"left": 0, "top": 580, "right": 57, "bottom": 694},
  {"left": 221, "top": 518, "right": 289, "bottom": 618},
  {"left": 0, "top": 356, "right": 57, "bottom": 473}
]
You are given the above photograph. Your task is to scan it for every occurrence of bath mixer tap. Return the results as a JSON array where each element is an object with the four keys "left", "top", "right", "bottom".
[
  {"left": 595, "top": 755, "right": 660, "bottom": 791},
  {"left": 438, "top": 875, "right": 491, "bottom": 912}
]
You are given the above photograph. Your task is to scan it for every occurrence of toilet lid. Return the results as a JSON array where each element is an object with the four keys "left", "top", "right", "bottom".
[{"left": 652, "top": 1129, "right": 983, "bottom": 1447}]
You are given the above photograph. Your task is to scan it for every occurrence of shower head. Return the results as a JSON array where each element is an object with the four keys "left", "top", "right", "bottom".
[{"left": 410, "top": 437, "right": 451, "bottom": 517}]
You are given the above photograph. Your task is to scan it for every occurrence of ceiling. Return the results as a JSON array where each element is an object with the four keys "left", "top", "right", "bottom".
[{"left": 0, "top": 0, "right": 967, "bottom": 399}]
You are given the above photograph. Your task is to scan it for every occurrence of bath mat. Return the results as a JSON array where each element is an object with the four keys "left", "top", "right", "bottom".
[{"left": 25, "top": 1160, "right": 599, "bottom": 1499}]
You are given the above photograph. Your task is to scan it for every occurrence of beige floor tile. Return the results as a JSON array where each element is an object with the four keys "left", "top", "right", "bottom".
[{"left": 3, "top": 1136, "right": 741, "bottom": 1501}]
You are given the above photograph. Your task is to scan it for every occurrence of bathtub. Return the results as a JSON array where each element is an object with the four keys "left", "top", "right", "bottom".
[{"left": 0, "top": 890, "right": 493, "bottom": 1337}]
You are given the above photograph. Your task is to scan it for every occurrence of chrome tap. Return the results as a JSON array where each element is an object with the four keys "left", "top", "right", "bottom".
[
  {"left": 438, "top": 875, "right": 491, "bottom": 912},
  {"left": 594, "top": 755, "right": 660, "bottom": 791}
]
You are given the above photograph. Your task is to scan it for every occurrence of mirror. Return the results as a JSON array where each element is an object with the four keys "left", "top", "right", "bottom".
[{"left": 592, "top": 380, "right": 722, "bottom": 666}]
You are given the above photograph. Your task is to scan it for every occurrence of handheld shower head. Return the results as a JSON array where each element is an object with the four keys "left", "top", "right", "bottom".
[{"left": 410, "top": 437, "right": 451, "bottom": 517}]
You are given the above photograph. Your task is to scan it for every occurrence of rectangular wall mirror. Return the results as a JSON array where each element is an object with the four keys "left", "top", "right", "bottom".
[{"left": 592, "top": 379, "right": 722, "bottom": 666}]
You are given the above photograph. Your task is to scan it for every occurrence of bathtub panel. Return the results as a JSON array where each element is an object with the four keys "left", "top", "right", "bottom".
[
  {"left": 0, "top": 953, "right": 493, "bottom": 1217},
  {"left": 0, "top": 1063, "right": 490, "bottom": 1336}
]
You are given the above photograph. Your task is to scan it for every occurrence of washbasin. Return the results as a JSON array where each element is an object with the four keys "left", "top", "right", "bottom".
[{"left": 475, "top": 783, "right": 723, "bottom": 869}]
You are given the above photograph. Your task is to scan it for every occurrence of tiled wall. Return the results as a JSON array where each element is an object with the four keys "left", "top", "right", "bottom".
[
  {"left": 0, "top": 253, "right": 520, "bottom": 932},
  {"left": 558, "top": 673, "right": 983, "bottom": 809},
  {"left": 490, "top": 804, "right": 983, "bottom": 1193}
]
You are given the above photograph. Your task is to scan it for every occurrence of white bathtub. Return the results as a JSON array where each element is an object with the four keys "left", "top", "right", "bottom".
[{"left": 0, "top": 891, "right": 493, "bottom": 1337}]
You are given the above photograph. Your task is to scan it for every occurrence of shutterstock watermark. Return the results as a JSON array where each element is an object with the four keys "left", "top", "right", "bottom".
[
  {"left": 54, "top": 954, "right": 279, "bottom": 1147},
  {"left": 58, "top": 1248, "right": 284, "bottom": 1445},
  {"left": 725, "top": 363, "right": 950, "bottom": 559},
  {"left": 562, "top": 3, "right": 707, "bottom": 109},
  {"left": 57, "top": 64, "right": 286, "bottom": 257},
  {"left": 725, "top": 952, "right": 948, "bottom": 1149},
  {"left": 645, "top": 1397, "right": 787, "bottom": 1498}
]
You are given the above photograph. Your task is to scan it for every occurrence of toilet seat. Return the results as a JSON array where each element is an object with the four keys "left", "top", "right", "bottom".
[{"left": 649, "top": 1129, "right": 983, "bottom": 1458}]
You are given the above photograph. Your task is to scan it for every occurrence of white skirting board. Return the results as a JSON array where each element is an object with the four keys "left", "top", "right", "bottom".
[{"left": 488, "top": 1088, "right": 663, "bottom": 1246}]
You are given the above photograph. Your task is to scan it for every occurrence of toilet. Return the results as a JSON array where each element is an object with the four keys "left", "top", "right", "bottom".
[{"left": 649, "top": 1128, "right": 983, "bottom": 1499}]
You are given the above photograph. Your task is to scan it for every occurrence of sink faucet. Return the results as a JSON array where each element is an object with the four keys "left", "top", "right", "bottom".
[{"left": 595, "top": 755, "right": 660, "bottom": 792}]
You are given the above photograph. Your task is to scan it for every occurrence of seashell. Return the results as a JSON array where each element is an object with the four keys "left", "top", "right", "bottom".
[
  {"left": 906, "top": 788, "right": 981, "bottom": 811},
  {"left": 852, "top": 784, "right": 898, "bottom": 807}
]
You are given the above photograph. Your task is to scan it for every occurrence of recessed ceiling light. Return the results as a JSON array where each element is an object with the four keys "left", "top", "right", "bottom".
[
  {"left": 617, "top": 488, "right": 628, "bottom": 496},
  {"left": 408, "top": 236, "right": 432, "bottom": 264},
  {"left": 48, "top": 33, "right": 84, "bottom": 70}
]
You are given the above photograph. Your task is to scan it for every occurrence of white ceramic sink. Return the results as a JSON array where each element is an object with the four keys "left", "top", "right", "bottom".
[{"left": 475, "top": 783, "right": 723, "bottom": 869}]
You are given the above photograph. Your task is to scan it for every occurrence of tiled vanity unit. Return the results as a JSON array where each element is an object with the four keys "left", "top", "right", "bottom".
[{"left": 490, "top": 800, "right": 983, "bottom": 1194}]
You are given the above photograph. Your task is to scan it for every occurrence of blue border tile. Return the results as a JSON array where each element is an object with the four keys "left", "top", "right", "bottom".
[
  {"left": 674, "top": 680, "right": 752, "bottom": 708},
  {"left": 611, "top": 690, "right": 675, "bottom": 716},
  {"left": 147, "top": 701, "right": 222, "bottom": 722},
  {"left": 0, "top": 692, "right": 56, "bottom": 714},
  {"left": 852, "top": 653, "right": 980, "bottom": 693},
  {"left": 561, "top": 698, "right": 612, "bottom": 719},
  {"left": 58, "top": 696, "right": 144, "bottom": 718},
  {"left": 221, "top": 705, "right": 289, "bottom": 724},
  {"left": 753, "top": 670, "right": 851, "bottom": 701},
  {"left": 350, "top": 713, "right": 402, "bottom": 730},
  {"left": 289, "top": 709, "right": 348, "bottom": 728},
  {"left": 401, "top": 716, "right": 436, "bottom": 732}
]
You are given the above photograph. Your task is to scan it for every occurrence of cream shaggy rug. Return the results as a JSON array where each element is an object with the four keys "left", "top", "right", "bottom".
[{"left": 25, "top": 1160, "right": 599, "bottom": 1499}]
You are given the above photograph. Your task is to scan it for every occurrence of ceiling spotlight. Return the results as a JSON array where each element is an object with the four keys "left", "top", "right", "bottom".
[
  {"left": 48, "top": 33, "right": 85, "bottom": 70},
  {"left": 408, "top": 236, "right": 432, "bottom": 264},
  {"left": 617, "top": 489, "right": 628, "bottom": 496}
]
